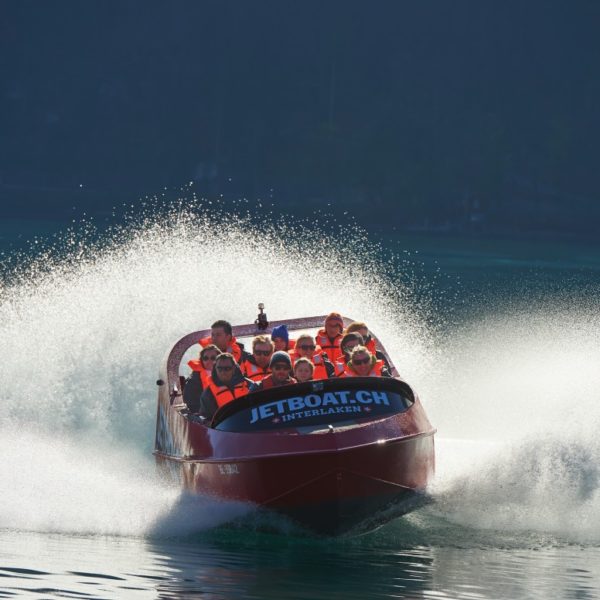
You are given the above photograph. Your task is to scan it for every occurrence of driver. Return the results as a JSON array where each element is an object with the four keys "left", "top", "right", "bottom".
[
  {"left": 198, "top": 353, "right": 256, "bottom": 420},
  {"left": 199, "top": 320, "right": 251, "bottom": 364}
]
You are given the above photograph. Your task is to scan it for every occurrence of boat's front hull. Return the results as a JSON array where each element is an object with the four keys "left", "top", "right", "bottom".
[{"left": 156, "top": 430, "right": 434, "bottom": 535}]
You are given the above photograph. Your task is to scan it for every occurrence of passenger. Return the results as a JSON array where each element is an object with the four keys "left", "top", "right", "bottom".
[
  {"left": 198, "top": 353, "right": 255, "bottom": 420},
  {"left": 255, "top": 351, "right": 297, "bottom": 390},
  {"left": 184, "top": 344, "right": 221, "bottom": 413},
  {"left": 270, "top": 324, "right": 296, "bottom": 352},
  {"left": 241, "top": 335, "right": 273, "bottom": 383},
  {"left": 199, "top": 319, "right": 251, "bottom": 364},
  {"left": 344, "top": 321, "right": 391, "bottom": 371},
  {"left": 335, "top": 332, "right": 364, "bottom": 375},
  {"left": 294, "top": 334, "right": 335, "bottom": 379},
  {"left": 345, "top": 321, "right": 375, "bottom": 354},
  {"left": 293, "top": 357, "right": 315, "bottom": 383},
  {"left": 315, "top": 312, "right": 345, "bottom": 363},
  {"left": 342, "top": 346, "right": 391, "bottom": 378}
]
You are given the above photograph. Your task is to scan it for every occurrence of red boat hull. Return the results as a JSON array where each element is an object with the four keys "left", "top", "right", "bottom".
[{"left": 156, "top": 430, "right": 433, "bottom": 535}]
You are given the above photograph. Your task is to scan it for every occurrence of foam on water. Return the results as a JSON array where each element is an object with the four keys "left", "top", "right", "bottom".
[
  {"left": 426, "top": 305, "right": 600, "bottom": 545},
  {"left": 1, "top": 204, "right": 599, "bottom": 543}
]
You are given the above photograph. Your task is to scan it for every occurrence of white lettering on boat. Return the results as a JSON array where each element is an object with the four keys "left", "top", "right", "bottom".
[
  {"left": 218, "top": 464, "right": 240, "bottom": 475},
  {"left": 249, "top": 390, "right": 390, "bottom": 424}
]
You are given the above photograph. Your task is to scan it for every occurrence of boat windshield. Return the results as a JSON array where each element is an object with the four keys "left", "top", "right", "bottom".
[{"left": 212, "top": 377, "right": 415, "bottom": 433}]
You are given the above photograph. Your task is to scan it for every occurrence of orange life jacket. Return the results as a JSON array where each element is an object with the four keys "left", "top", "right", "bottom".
[
  {"left": 315, "top": 329, "right": 343, "bottom": 363},
  {"left": 334, "top": 358, "right": 347, "bottom": 377},
  {"left": 199, "top": 336, "right": 243, "bottom": 364},
  {"left": 341, "top": 359, "right": 385, "bottom": 378},
  {"left": 364, "top": 337, "right": 376, "bottom": 355},
  {"left": 259, "top": 374, "right": 297, "bottom": 390},
  {"left": 311, "top": 353, "right": 332, "bottom": 380},
  {"left": 187, "top": 359, "right": 212, "bottom": 388},
  {"left": 207, "top": 378, "right": 250, "bottom": 408},
  {"left": 242, "top": 361, "right": 270, "bottom": 383}
]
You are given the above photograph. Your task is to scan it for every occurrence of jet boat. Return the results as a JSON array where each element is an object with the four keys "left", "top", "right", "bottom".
[{"left": 154, "top": 310, "right": 435, "bottom": 536}]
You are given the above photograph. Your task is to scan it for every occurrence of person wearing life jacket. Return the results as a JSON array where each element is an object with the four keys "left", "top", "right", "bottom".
[
  {"left": 199, "top": 319, "right": 251, "bottom": 365},
  {"left": 335, "top": 332, "right": 364, "bottom": 376},
  {"left": 293, "top": 357, "right": 314, "bottom": 383},
  {"left": 270, "top": 324, "right": 296, "bottom": 353},
  {"left": 344, "top": 321, "right": 391, "bottom": 372},
  {"left": 198, "top": 353, "right": 256, "bottom": 421},
  {"left": 255, "top": 351, "right": 297, "bottom": 390},
  {"left": 315, "top": 312, "right": 345, "bottom": 363},
  {"left": 184, "top": 344, "right": 221, "bottom": 413},
  {"left": 341, "top": 346, "right": 391, "bottom": 378},
  {"left": 293, "top": 334, "right": 336, "bottom": 380},
  {"left": 241, "top": 335, "right": 273, "bottom": 383}
]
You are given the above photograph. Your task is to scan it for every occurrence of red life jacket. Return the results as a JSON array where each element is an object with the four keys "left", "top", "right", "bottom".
[
  {"left": 199, "top": 336, "right": 243, "bottom": 364},
  {"left": 311, "top": 353, "right": 331, "bottom": 380},
  {"left": 364, "top": 337, "right": 376, "bottom": 355},
  {"left": 207, "top": 378, "right": 250, "bottom": 408},
  {"left": 259, "top": 374, "right": 297, "bottom": 390},
  {"left": 315, "top": 329, "right": 343, "bottom": 363},
  {"left": 342, "top": 359, "right": 385, "bottom": 378},
  {"left": 187, "top": 359, "right": 212, "bottom": 388},
  {"left": 242, "top": 361, "right": 270, "bottom": 383},
  {"left": 334, "top": 358, "right": 347, "bottom": 377}
]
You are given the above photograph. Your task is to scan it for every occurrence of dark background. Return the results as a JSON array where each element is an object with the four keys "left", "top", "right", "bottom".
[{"left": 2, "top": 1, "right": 600, "bottom": 237}]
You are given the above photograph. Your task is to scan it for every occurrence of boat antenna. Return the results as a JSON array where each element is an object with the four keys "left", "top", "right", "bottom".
[{"left": 255, "top": 303, "right": 269, "bottom": 331}]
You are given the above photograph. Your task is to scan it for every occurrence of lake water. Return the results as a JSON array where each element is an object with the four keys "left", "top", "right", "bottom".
[{"left": 1, "top": 213, "right": 600, "bottom": 599}]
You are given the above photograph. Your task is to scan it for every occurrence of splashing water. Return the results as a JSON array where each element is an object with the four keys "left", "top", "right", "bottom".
[
  {"left": 0, "top": 206, "right": 433, "bottom": 537},
  {"left": 1, "top": 204, "right": 600, "bottom": 544}
]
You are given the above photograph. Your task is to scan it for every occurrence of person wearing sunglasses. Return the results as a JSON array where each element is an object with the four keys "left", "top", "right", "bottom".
[
  {"left": 241, "top": 335, "right": 274, "bottom": 383},
  {"left": 183, "top": 344, "right": 221, "bottom": 413},
  {"left": 293, "top": 334, "right": 336, "bottom": 380},
  {"left": 198, "top": 353, "right": 256, "bottom": 420},
  {"left": 344, "top": 321, "right": 391, "bottom": 372},
  {"left": 334, "top": 332, "right": 364, "bottom": 377},
  {"left": 341, "top": 346, "right": 390, "bottom": 378},
  {"left": 255, "top": 351, "right": 297, "bottom": 390}
]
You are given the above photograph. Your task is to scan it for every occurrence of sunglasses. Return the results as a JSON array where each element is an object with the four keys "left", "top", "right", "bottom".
[
  {"left": 202, "top": 355, "right": 218, "bottom": 361},
  {"left": 298, "top": 344, "right": 316, "bottom": 351},
  {"left": 352, "top": 357, "right": 370, "bottom": 366},
  {"left": 272, "top": 364, "right": 290, "bottom": 371},
  {"left": 254, "top": 349, "right": 272, "bottom": 356},
  {"left": 216, "top": 365, "right": 233, "bottom": 372}
]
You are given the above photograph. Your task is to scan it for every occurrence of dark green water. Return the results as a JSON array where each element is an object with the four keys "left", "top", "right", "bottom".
[{"left": 1, "top": 220, "right": 599, "bottom": 599}]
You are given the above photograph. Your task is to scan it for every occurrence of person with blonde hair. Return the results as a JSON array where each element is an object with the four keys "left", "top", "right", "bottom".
[
  {"left": 293, "top": 357, "right": 314, "bottom": 383},
  {"left": 341, "top": 346, "right": 390, "bottom": 378},
  {"left": 344, "top": 321, "right": 391, "bottom": 371},
  {"left": 294, "top": 333, "right": 335, "bottom": 379}
]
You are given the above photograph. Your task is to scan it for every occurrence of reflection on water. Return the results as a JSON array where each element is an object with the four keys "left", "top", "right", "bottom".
[{"left": 1, "top": 527, "right": 600, "bottom": 599}]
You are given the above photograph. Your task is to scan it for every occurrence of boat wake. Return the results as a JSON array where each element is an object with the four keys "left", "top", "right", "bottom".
[{"left": 0, "top": 204, "right": 599, "bottom": 545}]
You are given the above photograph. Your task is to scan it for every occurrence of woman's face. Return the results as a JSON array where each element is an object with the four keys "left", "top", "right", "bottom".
[
  {"left": 296, "top": 338, "right": 316, "bottom": 359},
  {"left": 272, "top": 337, "right": 287, "bottom": 351},
  {"left": 201, "top": 352, "right": 219, "bottom": 370},
  {"left": 294, "top": 362, "right": 313, "bottom": 382}
]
